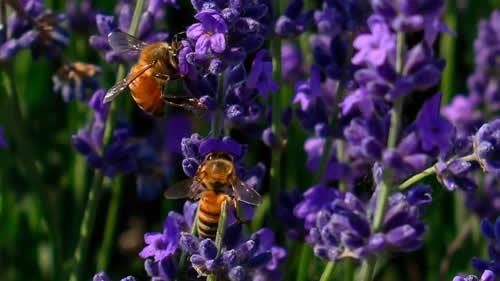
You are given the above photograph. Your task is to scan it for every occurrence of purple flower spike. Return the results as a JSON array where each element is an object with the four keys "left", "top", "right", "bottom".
[
  {"left": 247, "top": 50, "right": 278, "bottom": 99},
  {"left": 188, "top": 9, "right": 229, "bottom": 54},
  {"left": 352, "top": 15, "right": 395, "bottom": 67},
  {"left": 139, "top": 215, "right": 181, "bottom": 261},
  {"left": 475, "top": 119, "right": 500, "bottom": 175},
  {"left": 415, "top": 93, "right": 454, "bottom": 153},
  {"left": 199, "top": 137, "right": 244, "bottom": 158}
]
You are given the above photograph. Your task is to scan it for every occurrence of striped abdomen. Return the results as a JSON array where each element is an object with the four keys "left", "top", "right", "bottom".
[
  {"left": 198, "top": 191, "right": 230, "bottom": 239},
  {"left": 129, "top": 63, "right": 164, "bottom": 116}
]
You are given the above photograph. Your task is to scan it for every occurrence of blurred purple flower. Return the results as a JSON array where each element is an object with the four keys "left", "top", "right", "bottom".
[
  {"left": 415, "top": 93, "right": 454, "bottom": 153},
  {"left": 0, "top": 127, "right": 7, "bottom": 148},
  {"left": 66, "top": 0, "right": 96, "bottom": 34},
  {"left": 0, "top": 0, "right": 69, "bottom": 61},
  {"left": 453, "top": 270, "right": 495, "bottom": 281},
  {"left": 474, "top": 119, "right": 500, "bottom": 175},
  {"left": 371, "top": 0, "right": 449, "bottom": 44},
  {"left": 443, "top": 95, "right": 483, "bottom": 137},
  {"left": 281, "top": 43, "right": 304, "bottom": 82},
  {"left": 92, "top": 272, "right": 136, "bottom": 281},
  {"left": 352, "top": 15, "right": 395, "bottom": 67},
  {"left": 467, "top": 10, "right": 500, "bottom": 111},
  {"left": 247, "top": 50, "right": 278, "bottom": 99},
  {"left": 275, "top": 0, "right": 313, "bottom": 37},
  {"left": 71, "top": 90, "right": 138, "bottom": 177},
  {"left": 472, "top": 217, "right": 500, "bottom": 276}
]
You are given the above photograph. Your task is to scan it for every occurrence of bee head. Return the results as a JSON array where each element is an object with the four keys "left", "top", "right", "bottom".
[{"left": 204, "top": 152, "right": 234, "bottom": 178}]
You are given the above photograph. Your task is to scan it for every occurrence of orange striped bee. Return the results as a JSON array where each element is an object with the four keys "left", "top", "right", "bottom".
[
  {"left": 165, "top": 152, "right": 262, "bottom": 239},
  {"left": 104, "top": 32, "right": 206, "bottom": 115}
]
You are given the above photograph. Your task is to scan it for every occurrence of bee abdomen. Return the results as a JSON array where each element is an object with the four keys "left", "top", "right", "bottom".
[{"left": 197, "top": 203, "right": 219, "bottom": 239}]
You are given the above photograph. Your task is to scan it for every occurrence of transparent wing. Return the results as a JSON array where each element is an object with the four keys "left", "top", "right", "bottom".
[
  {"left": 164, "top": 178, "right": 205, "bottom": 200},
  {"left": 104, "top": 61, "right": 156, "bottom": 103},
  {"left": 233, "top": 180, "right": 262, "bottom": 205},
  {"left": 108, "top": 31, "right": 147, "bottom": 53}
]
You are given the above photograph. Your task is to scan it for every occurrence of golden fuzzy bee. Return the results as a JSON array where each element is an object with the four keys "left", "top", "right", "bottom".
[
  {"left": 104, "top": 32, "right": 206, "bottom": 115},
  {"left": 165, "top": 152, "right": 262, "bottom": 239}
]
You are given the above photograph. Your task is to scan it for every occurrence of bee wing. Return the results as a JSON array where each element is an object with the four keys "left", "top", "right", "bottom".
[
  {"left": 232, "top": 180, "right": 262, "bottom": 206},
  {"left": 164, "top": 178, "right": 205, "bottom": 200},
  {"left": 104, "top": 61, "right": 157, "bottom": 103},
  {"left": 162, "top": 96, "right": 208, "bottom": 112},
  {"left": 108, "top": 31, "right": 147, "bottom": 53}
]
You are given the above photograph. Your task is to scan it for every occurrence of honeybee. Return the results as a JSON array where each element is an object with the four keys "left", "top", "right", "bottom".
[
  {"left": 104, "top": 32, "right": 206, "bottom": 115},
  {"left": 165, "top": 152, "right": 262, "bottom": 239}
]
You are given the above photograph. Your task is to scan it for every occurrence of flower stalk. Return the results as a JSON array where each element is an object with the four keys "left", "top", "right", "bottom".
[
  {"left": 69, "top": 172, "right": 105, "bottom": 281},
  {"left": 319, "top": 261, "right": 337, "bottom": 281},
  {"left": 207, "top": 200, "right": 228, "bottom": 281},
  {"left": 212, "top": 74, "right": 225, "bottom": 138},
  {"left": 398, "top": 154, "right": 477, "bottom": 190},
  {"left": 361, "top": 31, "right": 406, "bottom": 281},
  {"left": 70, "top": 0, "right": 146, "bottom": 279},
  {"left": 1, "top": 67, "right": 63, "bottom": 280},
  {"left": 270, "top": 0, "right": 282, "bottom": 222}
]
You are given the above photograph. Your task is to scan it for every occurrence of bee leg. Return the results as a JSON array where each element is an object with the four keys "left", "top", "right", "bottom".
[{"left": 232, "top": 199, "right": 251, "bottom": 224}]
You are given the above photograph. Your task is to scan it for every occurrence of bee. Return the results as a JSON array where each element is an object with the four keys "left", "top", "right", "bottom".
[
  {"left": 165, "top": 152, "right": 262, "bottom": 239},
  {"left": 104, "top": 32, "right": 206, "bottom": 115}
]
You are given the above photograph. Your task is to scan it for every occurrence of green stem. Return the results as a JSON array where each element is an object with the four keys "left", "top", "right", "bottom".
[
  {"left": 440, "top": 0, "right": 457, "bottom": 105},
  {"left": 70, "top": 0, "right": 145, "bottom": 281},
  {"left": 207, "top": 200, "right": 228, "bottom": 281},
  {"left": 361, "top": 31, "right": 405, "bottom": 281},
  {"left": 177, "top": 205, "right": 199, "bottom": 281},
  {"left": 212, "top": 74, "right": 225, "bottom": 137},
  {"left": 296, "top": 244, "right": 313, "bottom": 281},
  {"left": 1, "top": 68, "right": 62, "bottom": 280},
  {"left": 361, "top": 257, "right": 377, "bottom": 281},
  {"left": 398, "top": 154, "right": 476, "bottom": 190},
  {"left": 69, "top": 172, "right": 105, "bottom": 281},
  {"left": 319, "top": 261, "right": 337, "bottom": 281},
  {"left": 97, "top": 178, "right": 123, "bottom": 270},
  {"left": 270, "top": 0, "right": 282, "bottom": 225}
]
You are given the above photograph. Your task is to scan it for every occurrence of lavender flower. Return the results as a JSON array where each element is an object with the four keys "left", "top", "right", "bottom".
[
  {"left": 278, "top": 190, "right": 306, "bottom": 240},
  {"left": 306, "top": 184, "right": 431, "bottom": 260},
  {"left": 180, "top": 228, "right": 286, "bottom": 281},
  {"left": 453, "top": 270, "right": 495, "bottom": 281},
  {"left": 0, "top": 0, "right": 69, "bottom": 61},
  {"left": 139, "top": 214, "right": 184, "bottom": 261},
  {"left": 371, "top": 0, "right": 449, "bottom": 44},
  {"left": 281, "top": 43, "right": 304, "bottom": 82},
  {"left": 144, "top": 258, "right": 177, "bottom": 281},
  {"left": 352, "top": 15, "right": 395, "bottom": 67},
  {"left": 71, "top": 90, "right": 138, "bottom": 177},
  {"left": 314, "top": 0, "right": 370, "bottom": 36},
  {"left": 0, "top": 127, "right": 7, "bottom": 148},
  {"left": 443, "top": 95, "right": 483, "bottom": 137},
  {"left": 415, "top": 93, "right": 454, "bottom": 153},
  {"left": 247, "top": 49, "right": 278, "bottom": 99},
  {"left": 294, "top": 185, "right": 340, "bottom": 230},
  {"left": 183, "top": 0, "right": 270, "bottom": 74},
  {"left": 89, "top": 0, "right": 172, "bottom": 63},
  {"left": 472, "top": 217, "right": 500, "bottom": 275},
  {"left": 65, "top": 0, "right": 96, "bottom": 34},
  {"left": 275, "top": 0, "right": 313, "bottom": 37},
  {"left": 52, "top": 62, "right": 101, "bottom": 102},
  {"left": 474, "top": 119, "right": 500, "bottom": 175},
  {"left": 187, "top": 9, "right": 228, "bottom": 54},
  {"left": 468, "top": 10, "right": 500, "bottom": 111},
  {"left": 92, "top": 272, "right": 136, "bottom": 281}
]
